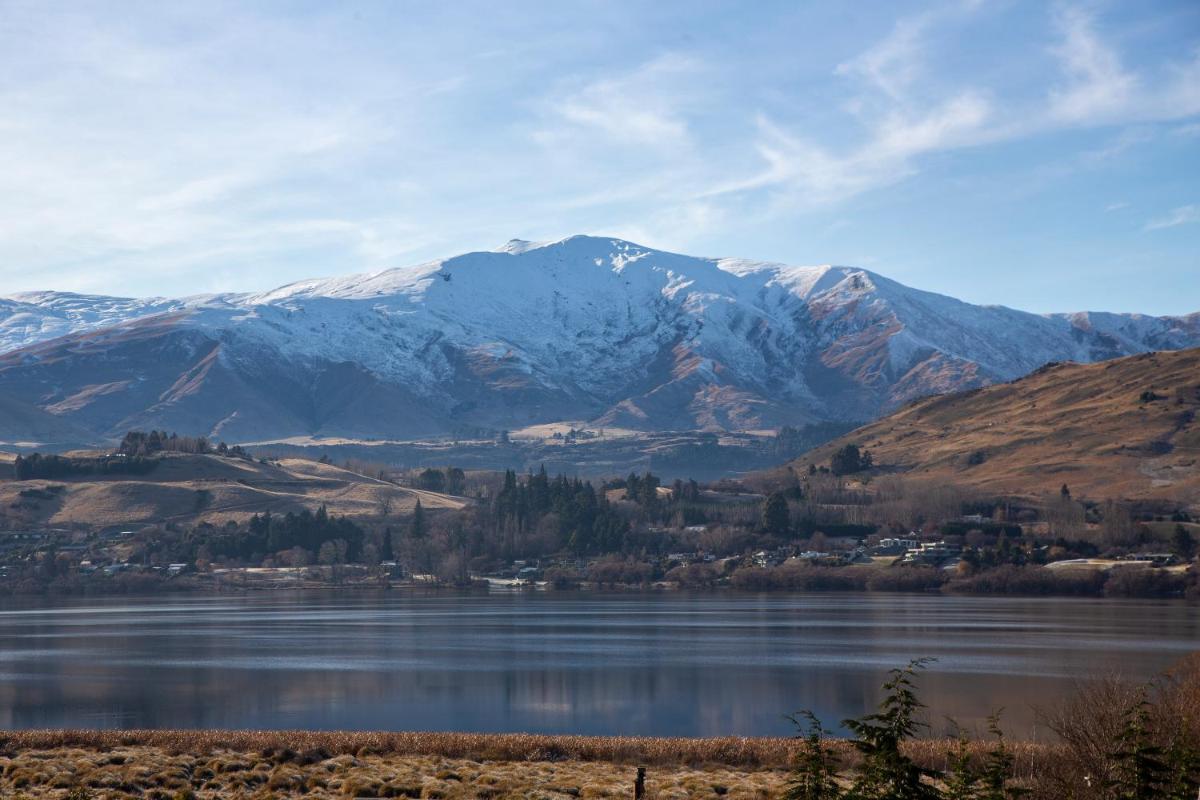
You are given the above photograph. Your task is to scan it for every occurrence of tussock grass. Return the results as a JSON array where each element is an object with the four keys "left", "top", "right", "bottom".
[
  {"left": 0, "top": 729, "right": 1058, "bottom": 772},
  {"left": 0, "top": 745, "right": 788, "bottom": 799},
  {"left": 0, "top": 730, "right": 795, "bottom": 768}
]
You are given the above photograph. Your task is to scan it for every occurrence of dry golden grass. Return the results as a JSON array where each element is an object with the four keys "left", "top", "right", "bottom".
[
  {"left": 0, "top": 731, "right": 798, "bottom": 769},
  {"left": 780, "top": 348, "right": 1200, "bottom": 503},
  {"left": 0, "top": 730, "right": 1063, "bottom": 799},
  {"left": 0, "top": 745, "right": 786, "bottom": 799}
]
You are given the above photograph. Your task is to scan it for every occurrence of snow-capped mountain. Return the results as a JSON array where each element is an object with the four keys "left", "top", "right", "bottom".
[{"left": 0, "top": 235, "right": 1196, "bottom": 444}]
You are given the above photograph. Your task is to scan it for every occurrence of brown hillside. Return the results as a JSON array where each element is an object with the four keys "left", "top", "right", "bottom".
[
  {"left": 780, "top": 348, "right": 1200, "bottom": 506},
  {"left": 0, "top": 453, "right": 464, "bottom": 529}
]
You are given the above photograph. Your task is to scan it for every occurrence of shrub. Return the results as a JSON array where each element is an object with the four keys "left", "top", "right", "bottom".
[
  {"left": 665, "top": 563, "right": 719, "bottom": 589},
  {"left": 866, "top": 567, "right": 948, "bottom": 593},
  {"left": 1102, "top": 567, "right": 1190, "bottom": 598},
  {"left": 948, "top": 565, "right": 1105, "bottom": 597}
]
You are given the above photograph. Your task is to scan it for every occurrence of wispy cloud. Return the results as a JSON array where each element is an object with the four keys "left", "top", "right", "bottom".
[
  {"left": 1047, "top": 6, "right": 1137, "bottom": 124},
  {"left": 545, "top": 54, "right": 700, "bottom": 147},
  {"left": 1145, "top": 205, "right": 1200, "bottom": 231},
  {"left": 834, "top": 15, "right": 929, "bottom": 102},
  {"left": 707, "top": 4, "right": 1200, "bottom": 214}
]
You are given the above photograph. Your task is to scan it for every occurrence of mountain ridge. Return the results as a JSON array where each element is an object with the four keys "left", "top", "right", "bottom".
[
  {"left": 1, "top": 236, "right": 1197, "bottom": 446},
  {"left": 764, "top": 347, "right": 1200, "bottom": 504}
]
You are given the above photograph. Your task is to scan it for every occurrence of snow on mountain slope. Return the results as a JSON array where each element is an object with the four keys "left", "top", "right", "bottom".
[
  {"left": 0, "top": 291, "right": 218, "bottom": 354},
  {"left": 0, "top": 235, "right": 1196, "bottom": 443}
]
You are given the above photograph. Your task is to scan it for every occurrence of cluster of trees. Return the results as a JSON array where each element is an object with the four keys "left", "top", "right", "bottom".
[
  {"left": 620, "top": 471, "right": 663, "bottom": 506},
  {"left": 784, "top": 660, "right": 1025, "bottom": 800},
  {"left": 118, "top": 430, "right": 248, "bottom": 459},
  {"left": 414, "top": 467, "right": 466, "bottom": 495},
  {"left": 770, "top": 422, "right": 860, "bottom": 460},
  {"left": 191, "top": 506, "right": 366, "bottom": 564},
  {"left": 830, "top": 444, "right": 874, "bottom": 476},
  {"left": 491, "top": 468, "right": 630, "bottom": 556},
  {"left": 13, "top": 452, "right": 158, "bottom": 480}
]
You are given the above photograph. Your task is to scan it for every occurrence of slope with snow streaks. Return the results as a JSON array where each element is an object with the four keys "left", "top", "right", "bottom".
[{"left": 0, "top": 236, "right": 1196, "bottom": 443}]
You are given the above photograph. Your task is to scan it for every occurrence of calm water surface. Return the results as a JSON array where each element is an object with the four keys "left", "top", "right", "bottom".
[{"left": 0, "top": 592, "right": 1195, "bottom": 738}]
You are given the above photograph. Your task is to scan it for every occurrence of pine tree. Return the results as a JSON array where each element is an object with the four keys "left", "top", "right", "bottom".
[
  {"left": 977, "top": 712, "right": 1026, "bottom": 800},
  {"left": 762, "top": 491, "right": 791, "bottom": 537},
  {"left": 381, "top": 527, "right": 394, "bottom": 561},
  {"left": 1108, "top": 696, "right": 1170, "bottom": 800},
  {"left": 1170, "top": 525, "right": 1196, "bottom": 559},
  {"left": 410, "top": 499, "right": 426, "bottom": 541},
  {"left": 783, "top": 710, "right": 842, "bottom": 800},
  {"left": 943, "top": 732, "right": 981, "bottom": 800},
  {"left": 842, "top": 659, "right": 940, "bottom": 800}
]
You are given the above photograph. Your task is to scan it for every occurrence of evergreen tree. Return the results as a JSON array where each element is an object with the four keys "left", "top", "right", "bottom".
[
  {"left": 977, "top": 712, "right": 1026, "bottom": 800},
  {"left": 1108, "top": 696, "right": 1171, "bottom": 800},
  {"left": 943, "top": 732, "right": 981, "bottom": 800},
  {"left": 831, "top": 445, "right": 872, "bottom": 476},
  {"left": 842, "top": 659, "right": 940, "bottom": 800},
  {"left": 762, "top": 491, "right": 791, "bottom": 537},
  {"left": 410, "top": 499, "right": 426, "bottom": 541},
  {"left": 381, "top": 527, "right": 394, "bottom": 561},
  {"left": 1170, "top": 525, "right": 1196, "bottom": 559},
  {"left": 783, "top": 710, "right": 842, "bottom": 800}
]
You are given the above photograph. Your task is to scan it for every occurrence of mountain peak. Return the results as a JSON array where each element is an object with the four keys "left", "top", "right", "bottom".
[{"left": 495, "top": 238, "right": 546, "bottom": 255}]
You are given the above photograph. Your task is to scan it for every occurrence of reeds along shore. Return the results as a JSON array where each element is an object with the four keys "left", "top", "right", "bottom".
[{"left": 0, "top": 729, "right": 1055, "bottom": 771}]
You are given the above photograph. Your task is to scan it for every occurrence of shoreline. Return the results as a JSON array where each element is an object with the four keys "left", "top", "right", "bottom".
[{"left": 3, "top": 576, "right": 1197, "bottom": 602}]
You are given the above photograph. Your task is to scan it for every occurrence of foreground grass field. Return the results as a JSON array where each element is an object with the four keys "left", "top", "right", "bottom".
[
  {"left": 0, "top": 746, "right": 782, "bottom": 799},
  {"left": 0, "top": 731, "right": 1053, "bottom": 799}
]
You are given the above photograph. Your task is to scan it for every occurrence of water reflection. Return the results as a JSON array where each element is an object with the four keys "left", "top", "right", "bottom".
[{"left": 0, "top": 592, "right": 1194, "bottom": 738}]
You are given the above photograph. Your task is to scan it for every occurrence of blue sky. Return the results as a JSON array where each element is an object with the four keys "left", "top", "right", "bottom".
[{"left": 2, "top": 0, "right": 1198, "bottom": 314}]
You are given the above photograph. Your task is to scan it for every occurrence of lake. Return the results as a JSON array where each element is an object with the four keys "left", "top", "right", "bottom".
[{"left": 0, "top": 591, "right": 1195, "bottom": 738}]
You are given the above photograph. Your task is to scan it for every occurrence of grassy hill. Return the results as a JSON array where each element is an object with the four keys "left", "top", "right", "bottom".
[
  {"left": 778, "top": 348, "right": 1200, "bottom": 505},
  {"left": 0, "top": 452, "right": 464, "bottom": 529}
]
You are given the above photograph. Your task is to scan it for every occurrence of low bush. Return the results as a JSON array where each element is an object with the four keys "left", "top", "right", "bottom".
[{"left": 948, "top": 565, "right": 1106, "bottom": 596}]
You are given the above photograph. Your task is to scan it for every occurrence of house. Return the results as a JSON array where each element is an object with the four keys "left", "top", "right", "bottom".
[
  {"left": 879, "top": 537, "right": 920, "bottom": 550},
  {"left": 874, "top": 537, "right": 920, "bottom": 556},
  {"left": 846, "top": 549, "right": 874, "bottom": 565},
  {"left": 902, "top": 541, "right": 962, "bottom": 566},
  {"left": 0, "top": 531, "right": 46, "bottom": 550}
]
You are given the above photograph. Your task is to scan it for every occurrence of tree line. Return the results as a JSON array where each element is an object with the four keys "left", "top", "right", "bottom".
[
  {"left": 119, "top": 430, "right": 249, "bottom": 459},
  {"left": 13, "top": 452, "right": 158, "bottom": 480}
]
